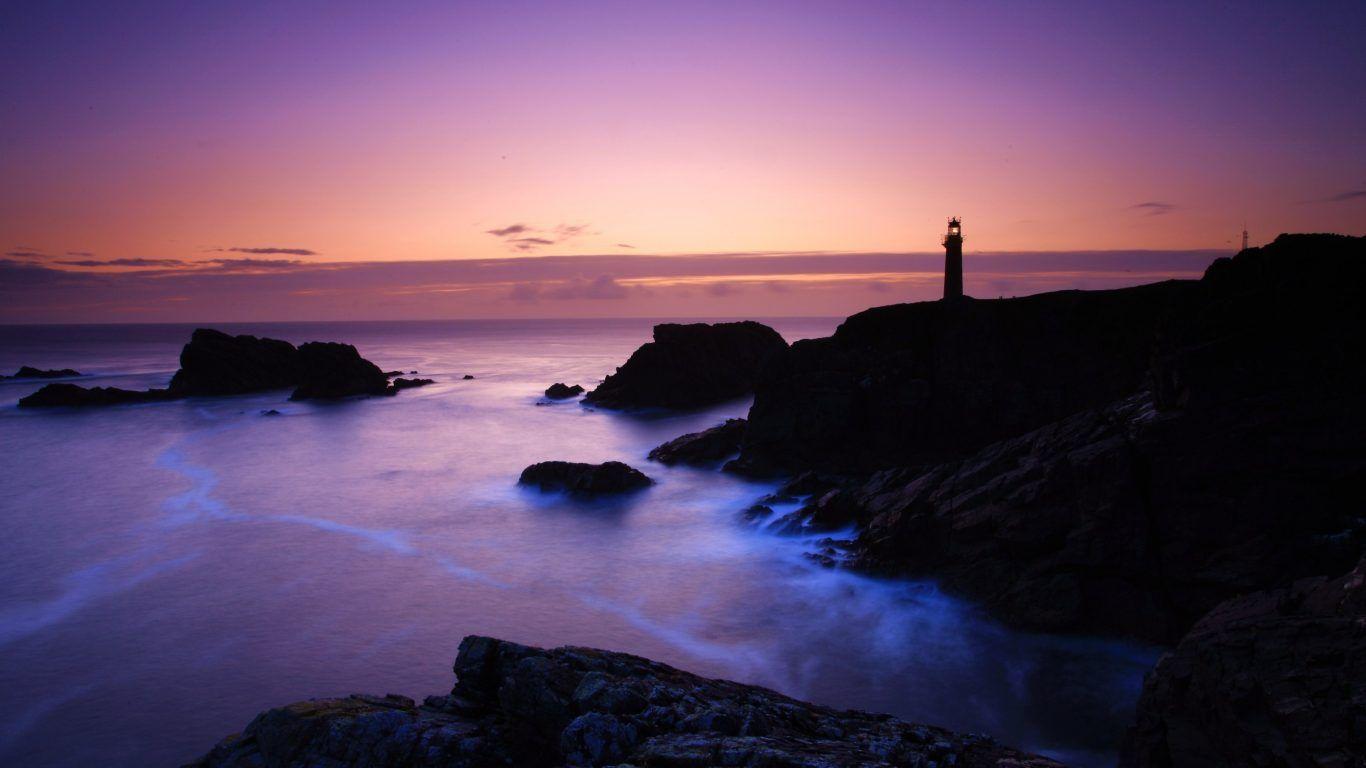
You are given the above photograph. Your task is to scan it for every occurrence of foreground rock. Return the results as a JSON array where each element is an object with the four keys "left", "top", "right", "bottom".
[
  {"left": 5, "top": 366, "right": 82, "bottom": 379},
  {"left": 17, "top": 383, "right": 176, "bottom": 408},
  {"left": 544, "top": 382, "right": 585, "bottom": 399},
  {"left": 518, "top": 461, "right": 653, "bottom": 495},
  {"left": 194, "top": 635, "right": 1059, "bottom": 768},
  {"left": 648, "top": 418, "right": 747, "bottom": 466},
  {"left": 290, "top": 342, "right": 390, "bottom": 400},
  {"left": 584, "top": 322, "right": 787, "bottom": 410},
  {"left": 1122, "top": 557, "right": 1366, "bottom": 767}
]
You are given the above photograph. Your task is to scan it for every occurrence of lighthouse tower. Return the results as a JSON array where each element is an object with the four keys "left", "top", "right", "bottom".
[{"left": 942, "top": 217, "right": 963, "bottom": 300}]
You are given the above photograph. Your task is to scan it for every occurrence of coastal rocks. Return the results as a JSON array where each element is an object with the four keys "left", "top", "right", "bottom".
[
  {"left": 583, "top": 321, "right": 787, "bottom": 410},
  {"left": 17, "top": 383, "right": 176, "bottom": 408},
  {"left": 544, "top": 382, "right": 584, "bottom": 399},
  {"left": 192, "top": 635, "right": 1061, "bottom": 768},
  {"left": 289, "top": 342, "right": 391, "bottom": 400},
  {"left": 730, "top": 281, "right": 1195, "bottom": 476},
  {"left": 4, "top": 366, "right": 82, "bottom": 379},
  {"left": 647, "top": 418, "right": 746, "bottom": 466},
  {"left": 518, "top": 461, "right": 653, "bottom": 495},
  {"left": 1122, "top": 557, "right": 1366, "bottom": 767},
  {"left": 168, "top": 328, "right": 301, "bottom": 396},
  {"left": 388, "top": 377, "right": 434, "bottom": 391},
  {"left": 463, "top": 374, "right": 475, "bottom": 380}
]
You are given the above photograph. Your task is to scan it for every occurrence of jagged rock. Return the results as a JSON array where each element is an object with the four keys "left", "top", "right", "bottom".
[
  {"left": 389, "top": 377, "right": 434, "bottom": 391},
  {"left": 289, "top": 342, "right": 390, "bottom": 400},
  {"left": 584, "top": 322, "right": 787, "bottom": 410},
  {"left": 544, "top": 382, "right": 585, "bottom": 399},
  {"left": 6, "top": 366, "right": 82, "bottom": 379},
  {"left": 1122, "top": 558, "right": 1366, "bottom": 767},
  {"left": 518, "top": 461, "right": 653, "bottom": 495},
  {"left": 191, "top": 635, "right": 1061, "bottom": 768},
  {"left": 17, "top": 383, "right": 176, "bottom": 408},
  {"left": 647, "top": 418, "right": 746, "bottom": 466},
  {"left": 168, "top": 328, "right": 301, "bottom": 396}
]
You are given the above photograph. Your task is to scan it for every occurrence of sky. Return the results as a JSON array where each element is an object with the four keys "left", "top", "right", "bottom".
[{"left": 2, "top": 0, "right": 1363, "bottom": 323}]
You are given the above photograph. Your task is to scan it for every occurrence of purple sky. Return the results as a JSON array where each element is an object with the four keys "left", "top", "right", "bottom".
[{"left": 2, "top": 1, "right": 1362, "bottom": 322}]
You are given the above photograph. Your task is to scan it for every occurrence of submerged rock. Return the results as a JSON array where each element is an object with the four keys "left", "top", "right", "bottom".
[
  {"left": 17, "top": 383, "right": 176, "bottom": 408},
  {"left": 192, "top": 635, "right": 1060, "bottom": 768},
  {"left": 647, "top": 418, "right": 747, "bottom": 466},
  {"left": 1123, "top": 557, "right": 1366, "bottom": 768},
  {"left": 544, "top": 382, "right": 584, "bottom": 399},
  {"left": 289, "top": 342, "right": 390, "bottom": 400},
  {"left": 6, "top": 366, "right": 82, "bottom": 379},
  {"left": 584, "top": 321, "right": 787, "bottom": 410},
  {"left": 518, "top": 461, "right": 653, "bottom": 495}
]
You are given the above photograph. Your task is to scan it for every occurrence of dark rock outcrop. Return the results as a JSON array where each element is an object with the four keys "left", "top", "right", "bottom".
[
  {"left": 463, "top": 374, "right": 475, "bottom": 380},
  {"left": 518, "top": 461, "right": 653, "bottom": 495},
  {"left": 584, "top": 322, "right": 787, "bottom": 410},
  {"left": 17, "top": 383, "right": 176, "bottom": 408},
  {"left": 544, "top": 382, "right": 585, "bottom": 399},
  {"left": 389, "top": 377, "right": 434, "bottom": 391},
  {"left": 648, "top": 418, "right": 747, "bottom": 466},
  {"left": 730, "top": 281, "right": 1195, "bottom": 476},
  {"left": 1122, "top": 558, "right": 1366, "bottom": 767},
  {"left": 193, "top": 635, "right": 1060, "bottom": 768},
  {"left": 289, "top": 342, "right": 391, "bottom": 400},
  {"left": 6, "top": 366, "right": 82, "bottom": 379},
  {"left": 168, "top": 328, "right": 301, "bottom": 396}
]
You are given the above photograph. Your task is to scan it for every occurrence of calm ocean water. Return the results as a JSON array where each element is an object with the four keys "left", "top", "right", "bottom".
[{"left": 0, "top": 319, "right": 1157, "bottom": 767}]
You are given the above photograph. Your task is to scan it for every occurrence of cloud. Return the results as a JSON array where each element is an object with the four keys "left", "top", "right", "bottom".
[
  {"left": 616, "top": 243, "right": 636, "bottom": 249},
  {"left": 706, "top": 282, "right": 737, "bottom": 297},
  {"left": 216, "top": 247, "right": 317, "bottom": 256},
  {"left": 487, "top": 222, "right": 593, "bottom": 252},
  {"left": 486, "top": 224, "right": 530, "bottom": 237},
  {"left": 509, "top": 274, "right": 632, "bottom": 301},
  {"left": 66, "top": 251, "right": 95, "bottom": 257},
  {"left": 56, "top": 258, "right": 189, "bottom": 267},
  {"left": 5, "top": 250, "right": 47, "bottom": 259},
  {"left": 1129, "top": 202, "right": 1178, "bottom": 216},
  {"left": 1316, "top": 190, "right": 1366, "bottom": 203},
  {"left": 205, "top": 258, "right": 303, "bottom": 269}
]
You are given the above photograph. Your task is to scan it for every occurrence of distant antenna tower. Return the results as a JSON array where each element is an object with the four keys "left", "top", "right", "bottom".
[{"left": 1241, "top": 223, "right": 1249, "bottom": 251}]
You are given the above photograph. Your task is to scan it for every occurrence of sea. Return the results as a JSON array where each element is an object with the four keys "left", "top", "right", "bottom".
[{"left": 0, "top": 319, "right": 1159, "bottom": 767}]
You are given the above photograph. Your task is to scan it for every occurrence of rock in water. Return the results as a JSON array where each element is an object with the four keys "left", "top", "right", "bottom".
[
  {"left": 8, "top": 366, "right": 82, "bottom": 379},
  {"left": 290, "top": 342, "right": 390, "bottom": 400},
  {"left": 389, "top": 377, "right": 434, "bottom": 391},
  {"left": 647, "top": 418, "right": 747, "bottom": 466},
  {"left": 518, "top": 461, "right": 653, "bottom": 495},
  {"left": 191, "top": 635, "right": 1061, "bottom": 768},
  {"left": 168, "top": 328, "right": 301, "bottom": 396},
  {"left": 584, "top": 321, "right": 787, "bottom": 410},
  {"left": 17, "top": 384, "right": 176, "bottom": 408},
  {"left": 544, "top": 382, "right": 584, "bottom": 399},
  {"left": 1122, "top": 557, "right": 1366, "bottom": 768}
]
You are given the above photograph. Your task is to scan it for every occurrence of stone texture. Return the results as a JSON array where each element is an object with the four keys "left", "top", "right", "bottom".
[
  {"left": 192, "top": 635, "right": 1061, "bottom": 768},
  {"left": 648, "top": 418, "right": 747, "bottom": 466},
  {"left": 518, "top": 461, "right": 654, "bottom": 495}
]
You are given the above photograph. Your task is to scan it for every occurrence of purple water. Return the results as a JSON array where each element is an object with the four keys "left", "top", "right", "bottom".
[{"left": 0, "top": 319, "right": 1157, "bottom": 767}]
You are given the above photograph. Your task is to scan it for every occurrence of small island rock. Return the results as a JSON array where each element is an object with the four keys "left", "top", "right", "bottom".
[
  {"left": 518, "top": 461, "right": 653, "bottom": 495},
  {"left": 544, "top": 382, "right": 584, "bottom": 399}
]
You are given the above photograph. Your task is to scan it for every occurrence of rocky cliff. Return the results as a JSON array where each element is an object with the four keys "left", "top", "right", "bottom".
[
  {"left": 193, "top": 635, "right": 1059, "bottom": 768},
  {"left": 584, "top": 322, "right": 787, "bottom": 410}
]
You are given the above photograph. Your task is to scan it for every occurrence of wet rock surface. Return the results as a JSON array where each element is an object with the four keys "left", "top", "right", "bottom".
[
  {"left": 192, "top": 635, "right": 1061, "bottom": 768},
  {"left": 648, "top": 418, "right": 747, "bottom": 466},
  {"left": 584, "top": 322, "right": 787, "bottom": 410},
  {"left": 545, "top": 382, "right": 585, "bottom": 399},
  {"left": 1122, "top": 558, "right": 1366, "bottom": 768},
  {"left": 518, "top": 461, "right": 653, "bottom": 495}
]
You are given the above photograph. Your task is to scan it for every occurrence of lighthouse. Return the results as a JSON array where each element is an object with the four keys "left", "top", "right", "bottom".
[{"left": 942, "top": 217, "right": 963, "bottom": 300}]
